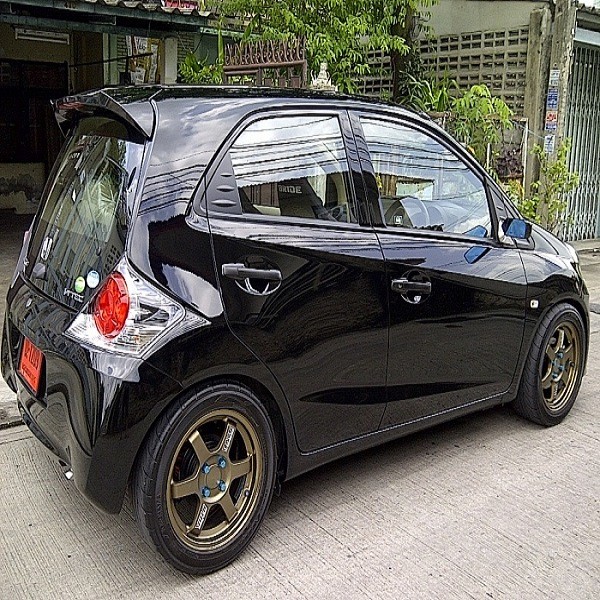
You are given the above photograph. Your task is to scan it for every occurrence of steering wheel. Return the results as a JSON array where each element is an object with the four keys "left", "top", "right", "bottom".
[
  {"left": 385, "top": 196, "right": 430, "bottom": 229},
  {"left": 401, "top": 197, "right": 430, "bottom": 229}
]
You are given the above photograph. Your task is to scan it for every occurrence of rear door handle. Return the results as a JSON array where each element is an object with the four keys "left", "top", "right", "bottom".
[
  {"left": 391, "top": 278, "right": 432, "bottom": 294},
  {"left": 222, "top": 263, "right": 282, "bottom": 282}
]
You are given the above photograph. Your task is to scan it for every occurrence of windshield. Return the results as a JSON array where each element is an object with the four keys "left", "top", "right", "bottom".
[{"left": 25, "top": 117, "right": 144, "bottom": 309}]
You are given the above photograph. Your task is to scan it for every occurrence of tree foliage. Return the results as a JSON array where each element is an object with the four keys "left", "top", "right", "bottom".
[{"left": 221, "top": 0, "right": 435, "bottom": 93}]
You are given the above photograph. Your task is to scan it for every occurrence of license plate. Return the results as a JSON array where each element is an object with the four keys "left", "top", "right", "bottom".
[{"left": 18, "top": 337, "right": 44, "bottom": 395}]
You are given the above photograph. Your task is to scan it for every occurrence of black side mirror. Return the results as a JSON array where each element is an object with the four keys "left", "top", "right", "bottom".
[{"left": 502, "top": 218, "right": 532, "bottom": 240}]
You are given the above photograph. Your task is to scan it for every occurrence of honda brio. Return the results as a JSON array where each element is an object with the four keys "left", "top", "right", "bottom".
[{"left": 1, "top": 86, "right": 589, "bottom": 574}]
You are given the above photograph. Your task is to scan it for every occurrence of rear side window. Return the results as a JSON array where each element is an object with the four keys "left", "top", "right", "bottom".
[
  {"left": 361, "top": 117, "right": 491, "bottom": 237},
  {"left": 26, "top": 117, "right": 144, "bottom": 309},
  {"left": 229, "top": 114, "right": 357, "bottom": 224}
]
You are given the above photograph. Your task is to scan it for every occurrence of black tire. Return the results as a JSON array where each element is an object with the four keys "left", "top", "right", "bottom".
[
  {"left": 513, "top": 303, "right": 586, "bottom": 426},
  {"left": 133, "top": 382, "right": 277, "bottom": 575}
]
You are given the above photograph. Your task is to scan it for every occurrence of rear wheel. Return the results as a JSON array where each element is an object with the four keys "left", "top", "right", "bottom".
[
  {"left": 133, "top": 383, "right": 276, "bottom": 574},
  {"left": 514, "top": 303, "right": 586, "bottom": 426}
]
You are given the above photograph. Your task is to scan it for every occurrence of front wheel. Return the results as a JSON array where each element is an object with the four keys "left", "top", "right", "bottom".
[
  {"left": 513, "top": 303, "right": 586, "bottom": 426},
  {"left": 133, "top": 383, "right": 277, "bottom": 574}
]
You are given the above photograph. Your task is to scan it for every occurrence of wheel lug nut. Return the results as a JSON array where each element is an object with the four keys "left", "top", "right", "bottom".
[
  {"left": 218, "top": 480, "right": 227, "bottom": 492},
  {"left": 201, "top": 463, "right": 210, "bottom": 474},
  {"left": 201, "top": 486, "right": 211, "bottom": 498},
  {"left": 217, "top": 457, "right": 227, "bottom": 469}
]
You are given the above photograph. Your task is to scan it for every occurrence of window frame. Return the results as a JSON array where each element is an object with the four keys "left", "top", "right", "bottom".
[
  {"left": 350, "top": 110, "right": 503, "bottom": 243},
  {"left": 196, "top": 107, "right": 372, "bottom": 230}
]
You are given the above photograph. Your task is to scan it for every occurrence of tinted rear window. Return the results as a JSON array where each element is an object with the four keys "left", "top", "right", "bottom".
[{"left": 26, "top": 117, "right": 144, "bottom": 309}]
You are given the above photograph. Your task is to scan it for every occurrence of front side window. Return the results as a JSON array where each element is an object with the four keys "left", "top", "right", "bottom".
[
  {"left": 230, "top": 114, "right": 356, "bottom": 223},
  {"left": 361, "top": 117, "right": 491, "bottom": 237}
]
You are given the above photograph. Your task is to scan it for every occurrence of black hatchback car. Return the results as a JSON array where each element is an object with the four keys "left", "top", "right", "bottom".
[{"left": 2, "top": 86, "right": 588, "bottom": 574}]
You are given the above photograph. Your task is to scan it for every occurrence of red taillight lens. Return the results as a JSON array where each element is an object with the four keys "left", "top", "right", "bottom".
[{"left": 93, "top": 272, "right": 130, "bottom": 339}]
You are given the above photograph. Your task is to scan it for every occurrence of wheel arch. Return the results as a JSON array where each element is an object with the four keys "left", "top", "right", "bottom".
[
  {"left": 512, "top": 294, "right": 589, "bottom": 401},
  {"left": 129, "top": 373, "right": 291, "bottom": 493}
]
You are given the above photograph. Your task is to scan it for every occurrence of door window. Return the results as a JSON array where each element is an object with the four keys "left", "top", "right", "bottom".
[
  {"left": 361, "top": 117, "right": 491, "bottom": 236},
  {"left": 229, "top": 115, "right": 356, "bottom": 223}
]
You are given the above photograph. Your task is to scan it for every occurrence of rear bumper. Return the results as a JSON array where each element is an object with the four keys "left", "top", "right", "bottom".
[{"left": 2, "top": 277, "right": 182, "bottom": 513}]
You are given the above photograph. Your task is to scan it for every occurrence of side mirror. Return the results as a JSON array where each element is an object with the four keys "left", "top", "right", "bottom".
[{"left": 502, "top": 218, "right": 532, "bottom": 240}]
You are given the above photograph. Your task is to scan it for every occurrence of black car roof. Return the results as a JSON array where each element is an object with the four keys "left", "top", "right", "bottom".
[{"left": 55, "top": 84, "right": 426, "bottom": 139}]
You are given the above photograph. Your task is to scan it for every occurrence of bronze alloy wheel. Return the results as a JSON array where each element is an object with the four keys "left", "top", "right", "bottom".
[
  {"left": 166, "top": 409, "right": 264, "bottom": 550},
  {"left": 540, "top": 321, "right": 581, "bottom": 414},
  {"left": 133, "top": 384, "right": 276, "bottom": 574},
  {"left": 514, "top": 303, "right": 586, "bottom": 427}
]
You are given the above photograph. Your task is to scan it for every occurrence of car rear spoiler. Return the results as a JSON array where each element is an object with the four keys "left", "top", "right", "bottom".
[{"left": 53, "top": 89, "right": 155, "bottom": 140}]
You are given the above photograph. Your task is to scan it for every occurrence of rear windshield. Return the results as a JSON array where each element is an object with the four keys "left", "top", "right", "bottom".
[{"left": 25, "top": 117, "right": 144, "bottom": 309}]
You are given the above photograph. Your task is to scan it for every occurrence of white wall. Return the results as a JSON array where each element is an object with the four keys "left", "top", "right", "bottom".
[{"left": 425, "top": 1, "right": 547, "bottom": 35}]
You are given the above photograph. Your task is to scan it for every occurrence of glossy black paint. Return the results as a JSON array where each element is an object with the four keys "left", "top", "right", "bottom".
[{"left": 1, "top": 86, "right": 589, "bottom": 515}]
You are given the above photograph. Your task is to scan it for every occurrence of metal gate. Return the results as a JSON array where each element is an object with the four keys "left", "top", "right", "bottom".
[
  {"left": 223, "top": 38, "right": 307, "bottom": 88},
  {"left": 563, "top": 42, "right": 600, "bottom": 240}
]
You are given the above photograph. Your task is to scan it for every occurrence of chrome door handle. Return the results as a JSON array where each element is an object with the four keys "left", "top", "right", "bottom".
[
  {"left": 222, "top": 263, "right": 282, "bottom": 282},
  {"left": 391, "top": 278, "right": 431, "bottom": 294}
]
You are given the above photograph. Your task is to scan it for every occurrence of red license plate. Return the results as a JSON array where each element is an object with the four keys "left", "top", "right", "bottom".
[{"left": 18, "top": 337, "right": 44, "bottom": 395}]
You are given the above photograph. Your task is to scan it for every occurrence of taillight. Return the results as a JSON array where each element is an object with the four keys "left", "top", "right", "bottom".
[
  {"left": 93, "top": 272, "right": 130, "bottom": 338},
  {"left": 66, "top": 258, "right": 208, "bottom": 358}
]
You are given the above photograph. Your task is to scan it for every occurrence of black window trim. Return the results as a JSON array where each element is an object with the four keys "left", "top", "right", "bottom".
[
  {"left": 194, "top": 107, "right": 373, "bottom": 230},
  {"left": 350, "top": 109, "right": 506, "bottom": 245}
]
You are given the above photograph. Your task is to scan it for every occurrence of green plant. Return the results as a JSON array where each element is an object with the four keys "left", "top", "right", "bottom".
[
  {"left": 403, "top": 72, "right": 456, "bottom": 112},
  {"left": 509, "top": 140, "right": 579, "bottom": 235},
  {"left": 179, "top": 53, "right": 224, "bottom": 84},
  {"left": 448, "top": 84, "right": 513, "bottom": 165},
  {"left": 179, "top": 23, "right": 224, "bottom": 84}
]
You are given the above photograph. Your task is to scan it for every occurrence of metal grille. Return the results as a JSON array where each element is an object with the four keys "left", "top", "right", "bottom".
[
  {"left": 419, "top": 28, "right": 529, "bottom": 113},
  {"left": 177, "top": 33, "right": 196, "bottom": 65},
  {"left": 563, "top": 43, "right": 600, "bottom": 241}
]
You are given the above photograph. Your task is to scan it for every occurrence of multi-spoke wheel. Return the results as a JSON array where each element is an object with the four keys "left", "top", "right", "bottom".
[
  {"left": 514, "top": 303, "right": 586, "bottom": 426},
  {"left": 133, "top": 384, "right": 276, "bottom": 574}
]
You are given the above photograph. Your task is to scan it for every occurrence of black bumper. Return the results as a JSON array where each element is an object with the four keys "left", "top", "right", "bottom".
[{"left": 2, "top": 278, "right": 182, "bottom": 513}]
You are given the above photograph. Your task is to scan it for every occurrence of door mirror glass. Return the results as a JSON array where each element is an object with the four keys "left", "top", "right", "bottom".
[{"left": 502, "top": 218, "right": 532, "bottom": 240}]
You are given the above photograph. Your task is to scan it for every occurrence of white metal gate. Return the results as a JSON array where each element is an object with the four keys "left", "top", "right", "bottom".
[{"left": 563, "top": 42, "right": 600, "bottom": 240}]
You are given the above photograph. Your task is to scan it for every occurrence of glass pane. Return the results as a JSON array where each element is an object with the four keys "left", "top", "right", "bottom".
[
  {"left": 361, "top": 118, "right": 491, "bottom": 236},
  {"left": 230, "top": 115, "right": 355, "bottom": 223},
  {"left": 26, "top": 117, "right": 143, "bottom": 308}
]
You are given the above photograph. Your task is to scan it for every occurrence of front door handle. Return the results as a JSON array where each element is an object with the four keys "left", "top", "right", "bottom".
[
  {"left": 391, "top": 278, "right": 432, "bottom": 294},
  {"left": 222, "top": 263, "right": 282, "bottom": 282}
]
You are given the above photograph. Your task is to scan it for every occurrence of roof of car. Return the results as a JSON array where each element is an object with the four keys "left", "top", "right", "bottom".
[{"left": 54, "top": 85, "right": 427, "bottom": 139}]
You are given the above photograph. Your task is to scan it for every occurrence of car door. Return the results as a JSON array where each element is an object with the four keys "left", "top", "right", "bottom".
[
  {"left": 205, "top": 109, "right": 388, "bottom": 452},
  {"left": 352, "top": 112, "right": 528, "bottom": 427}
]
